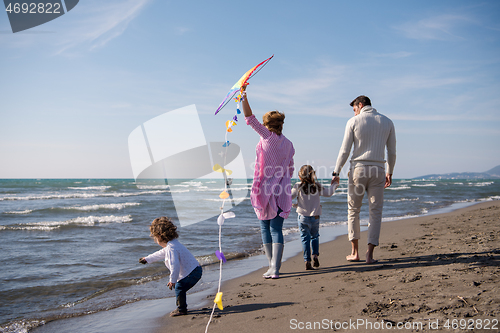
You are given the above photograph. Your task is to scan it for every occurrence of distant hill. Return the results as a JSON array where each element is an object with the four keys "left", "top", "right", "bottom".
[{"left": 415, "top": 165, "right": 500, "bottom": 180}]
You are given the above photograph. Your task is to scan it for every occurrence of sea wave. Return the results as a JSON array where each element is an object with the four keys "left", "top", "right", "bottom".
[
  {"left": 196, "top": 251, "right": 249, "bottom": 266},
  {"left": 478, "top": 195, "right": 500, "bottom": 201},
  {"left": 470, "top": 181, "right": 494, "bottom": 187},
  {"left": 203, "top": 198, "right": 248, "bottom": 203},
  {"left": 3, "top": 209, "right": 33, "bottom": 214},
  {"left": 1, "top": 215, "right": 133, "bottom": 231},
  {"left": 68, "top": 186, "right": 111, "bottom": 191},
  {"left": 0, "top": 190, "right": 167, "bottom": 201},
  {"left": 412, "top": 184, "right": 436, "bottom": 187},
  {"left": 168, "top": 190, "right": 190, "bottom": 193},
  {"left": 386, "top": 185, "right": 411, "bottom": 191},
  {"left": 0, "top": 319, "right": 45, "bottom": 333},
  {"left": 63, "top": 203, "right": 141, "bottom": 211},
  {"left": 382, "top": 214, "right": 420, "bottom": 221},
  {"left": 320, "top": 221, "right": 346, "bottom": 227},
  {"left": 136, "top": 185, "right": 169, "bottom": 190},
  {"left": 386, "top": 198, "right": 419, "bottom": 203},
  {"left": 178, "top": 181, "right": 203, "bottom": 187}
]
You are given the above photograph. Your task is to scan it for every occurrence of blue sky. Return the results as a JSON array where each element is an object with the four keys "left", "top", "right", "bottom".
[{"left": 1, "top": 0, "right": 499, "bottom": 179}]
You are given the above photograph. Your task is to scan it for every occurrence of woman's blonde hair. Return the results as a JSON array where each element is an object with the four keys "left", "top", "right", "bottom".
[{"left": 263, "top": 110, "right": 285, "bottom": 135}]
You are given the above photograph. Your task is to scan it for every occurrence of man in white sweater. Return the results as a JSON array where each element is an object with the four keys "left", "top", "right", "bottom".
[{"left": 331, "top": 95, "right": 396, "bottom": 264}]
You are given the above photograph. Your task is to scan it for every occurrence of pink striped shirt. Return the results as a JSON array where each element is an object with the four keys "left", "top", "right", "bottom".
[{"left": 245, "top": 115, "right": 295, "bottom": 220}]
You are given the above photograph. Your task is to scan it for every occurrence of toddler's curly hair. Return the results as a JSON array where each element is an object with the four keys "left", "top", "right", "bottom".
[{"left": 150, "top": 216, "right": 179, "bottom": 243}]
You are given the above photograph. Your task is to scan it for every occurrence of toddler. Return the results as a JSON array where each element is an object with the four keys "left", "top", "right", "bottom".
[{"left": 139, "top": 216, "right": 202, "bottom": 317}]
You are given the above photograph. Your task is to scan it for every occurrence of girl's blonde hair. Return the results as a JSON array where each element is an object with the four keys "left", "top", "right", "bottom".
[
  {"left": 263, "top": 110, "right": 285, "bottom": 135},
  {"left": 298, "top": 165, "right": 322, "bottom": 195}
]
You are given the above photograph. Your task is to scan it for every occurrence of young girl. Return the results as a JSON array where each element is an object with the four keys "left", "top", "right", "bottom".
[
  {"left": 139, "top": 217, "right": 202, "bottom": 317},
  {"left": 291, "top": 165, "right": 338, "bottom": 270}
]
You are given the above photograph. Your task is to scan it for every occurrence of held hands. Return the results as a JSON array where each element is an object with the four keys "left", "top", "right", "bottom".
[
  {"left": 331, "top": 176, "right": 340, "bottom": 185},
  {"left": 167, "top": 282, "right": 175, "bottom": 290},
  {"left": 384, "top": 174, "right": 393, "bottom": 188},
  {"left": 139, "top": 258, "right": 147, "bottom": 264}
]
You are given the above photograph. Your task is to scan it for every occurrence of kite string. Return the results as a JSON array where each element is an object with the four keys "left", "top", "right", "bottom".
[{"left": 205, "top": 140, "right": 230, "bottom": 333}]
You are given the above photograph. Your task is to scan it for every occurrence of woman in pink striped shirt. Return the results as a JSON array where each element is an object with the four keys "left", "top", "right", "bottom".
[{"left": 242, "top": 89, "right": 295, "bottom": 279}]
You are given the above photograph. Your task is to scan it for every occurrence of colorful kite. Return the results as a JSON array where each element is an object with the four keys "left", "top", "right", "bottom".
[
  {"left": 205, "top": 56, "right": 274, "bottom": 332},
  {"left": 214, "top": 55, "right": 274, "bottom": 115}
]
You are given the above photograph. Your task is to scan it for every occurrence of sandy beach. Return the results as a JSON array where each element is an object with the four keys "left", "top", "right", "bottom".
[
  {"left": 31, "top": 200, "right": 500, "bottom": 333},
  {"left": 156, "top": 201, "right": 500, "bottom": 332}
]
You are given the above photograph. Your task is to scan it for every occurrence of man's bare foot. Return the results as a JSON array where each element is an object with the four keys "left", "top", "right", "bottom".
[
  {"left": 346, "top": 254, "right": 360, "bottom": 261},
  {"left": 365, "top": 253, "right": 378, "bottom": 264}
]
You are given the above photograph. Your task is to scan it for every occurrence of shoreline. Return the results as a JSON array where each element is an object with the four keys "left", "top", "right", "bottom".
[
  {"left": 32, "top": 200, "right": 500, "bottom": 332},
  {"left": 160, "top": 200, "right": 500, "bottom": 332}
]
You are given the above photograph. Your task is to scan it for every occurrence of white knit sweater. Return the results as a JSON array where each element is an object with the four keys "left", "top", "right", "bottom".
[{"left": 335, "top": 106, "right": 396, "bottom": 174}]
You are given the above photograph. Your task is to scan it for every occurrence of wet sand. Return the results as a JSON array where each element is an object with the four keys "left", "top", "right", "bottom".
[{"left": 158, "top": 201, "right": 500, "bottom": 332}]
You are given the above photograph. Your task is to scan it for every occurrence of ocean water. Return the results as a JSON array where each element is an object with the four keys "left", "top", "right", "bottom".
[{"left": 0, "top": 178, "right": 499, "bottom": 332}]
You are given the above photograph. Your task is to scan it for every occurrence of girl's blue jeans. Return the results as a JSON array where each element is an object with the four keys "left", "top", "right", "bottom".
[
  {"left": 174, "top": 265, "right": 202, "bottom": 311},
  {"left": 260, "top": 207, "right": 284, "bottom": 244},
  {"left": 298, "top": 214, "right": 320, "bottom": 262}
]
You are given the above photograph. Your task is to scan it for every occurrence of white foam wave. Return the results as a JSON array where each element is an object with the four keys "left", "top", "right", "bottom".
[
  {"left": 478, "top": 195, "right": 500, "bottom": 201},
  {"left": 71, "top": 215, "right": 133, "bottom": 224},
  {"left": 470, "top": 181, "right": 494, "bottom": 187},
  {"left": 193, "top": 186, "right": 209, "bottom": 191},
  {"left": 283, "top": 226, "right": 299, "bottom": 236},
  {"left": 0, "top": 319, "right": 45, "bottom": 333},
  {"left": 386, "top": 198, "right": 419, "bottom": 203},
  {"left": 386, "top": 185, "right": 411, "bottom": 190},
  {"left": 136, "top": 184, "right": 169, "bottom": 190},
  {"left": 0, "top": 190, "right": 166, "bottom": 201},
  {"left": 2, "top": 215, "right": 133, "bottom": 231},
  {"left": 4, "top": 209, "right": 33, "bottom": 214},
  {"left": 68, "top": 186, "right": 111, "bottom": 191},
  {"left": 180, "top": 181, "right": 203, "bottom": 187},
  {"left": 320, "top": 221, "right": 346, "bottom": 227},
  {"left": 381, "top": 214, "right": 420, "bottom": 221},
  {"left": 412, "top": 184, "right": 436, "bottom": 187},
  {"left": 64, "top": 203, "right": 141, "bottom": 211},
  {"left": 203, "top": 198, "right": 248, "bottom": 203}
]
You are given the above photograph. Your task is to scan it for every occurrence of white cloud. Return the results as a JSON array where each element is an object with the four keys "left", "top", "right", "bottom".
[
  {"left": 174, "top": 27, "right": 191, "bottom": 35},
  {"left": 379, "top": 74, "right": 466, "bottom": 91},
  {"left": 56, "top": 0, "right": 152, "bottom": 54},
  {"left": 0, "top": 0, "right": 152, "bottom": 54},
  {"left": 370, "top": 51, "right": 413, "bottom": 59},
  {"left": 394, "top": 14, "right": 475, "bottom": 41}
]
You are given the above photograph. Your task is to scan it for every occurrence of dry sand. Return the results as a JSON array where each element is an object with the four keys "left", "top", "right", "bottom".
[{"left": 157, "top": 201, "right": 500, "bottom": 332}]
